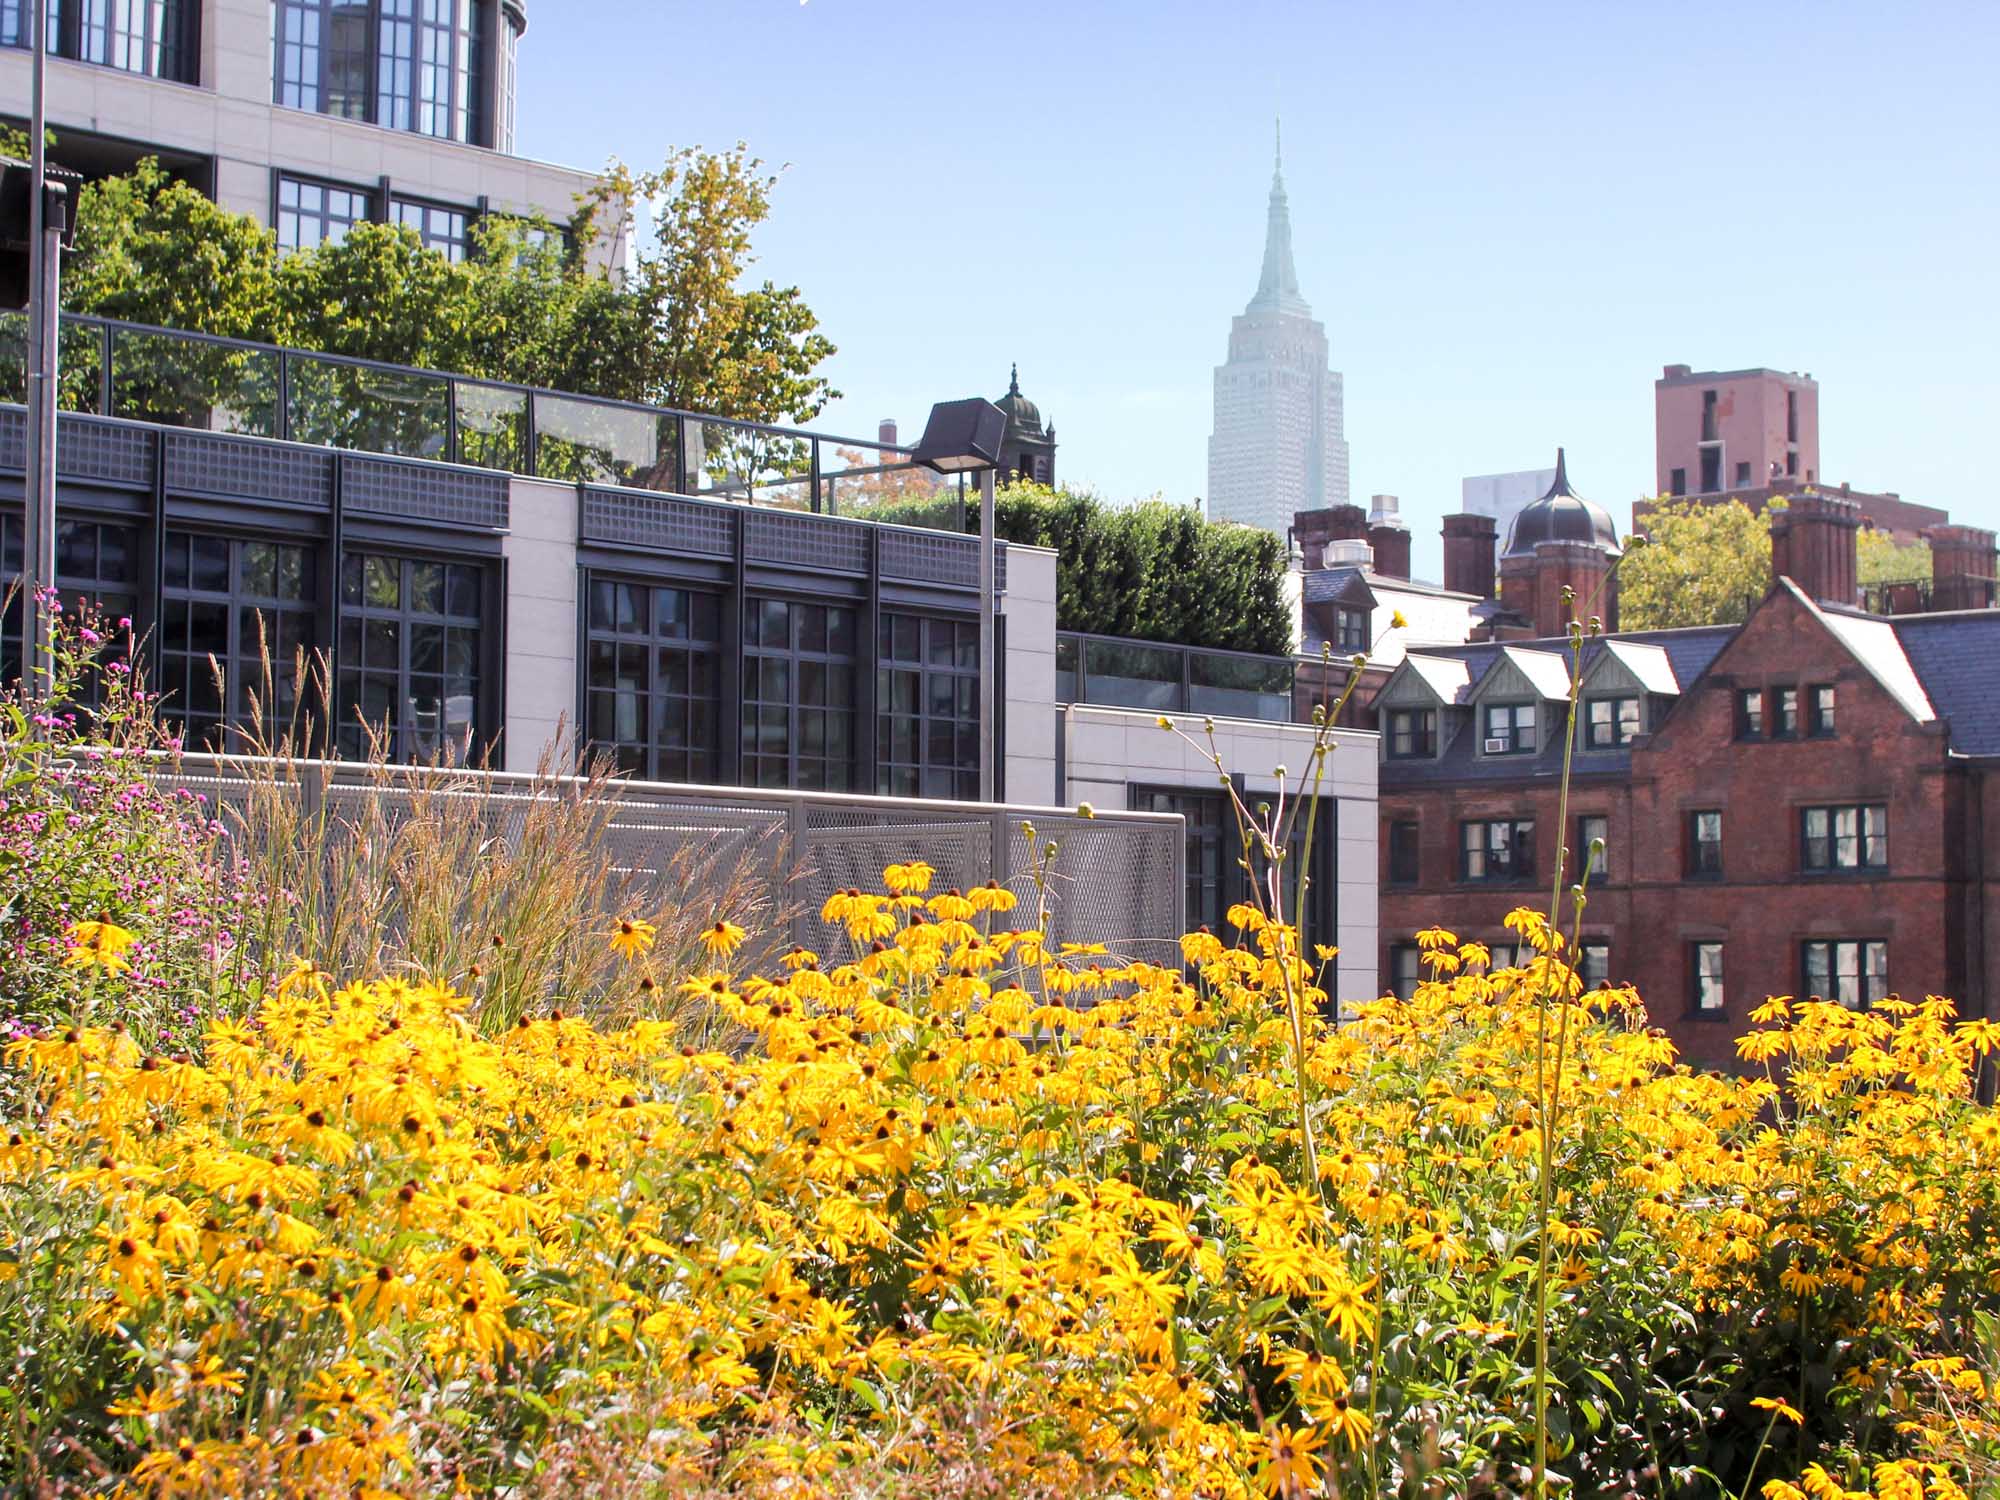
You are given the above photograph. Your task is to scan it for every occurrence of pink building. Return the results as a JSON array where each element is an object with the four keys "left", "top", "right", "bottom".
[{"left": 1656, "top": 365, "right": 1819, "bottom": 497}]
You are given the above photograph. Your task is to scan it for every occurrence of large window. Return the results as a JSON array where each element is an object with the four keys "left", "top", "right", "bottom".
[
  {"left": 1735, "top": 688, "right": 1764, "bottom": 741},
  {"left": 1803, "top": 940, "right": 1889, "bottom": 1009},
  {"left": 3, "top": 0, "right": 198, "bottom": 81},
  {"left": 1387, "top": 820, "right": 1420, "bottom": 886},
  {"left": 1481, "top": 701, "right": 1535, "bottom": 755},
  {"left": 274, "top": 0, "right": 496, "bottom": 145},
  {"left": 583, "top": 578, "right": 720, "bottom": 784},
  {"left": 742, "top": 598, "right": 856, "bottom": 791},
  {"left": 1578, "top": 813, "right": 1609, "bottom": 881},
  {"left": 1686, "top": 810, "right": 1723, "bottom": 878},
  {"left": 1386, "top": 708, "right": 1435, "bottom": 760},
  {"left": 1461, "top": 818, "right": 1534, "bottom": 884},
  {"left": 1579, "top": 942, "right": 1610, "bottom": 989},
  {"left": 1772, "top": 686, "right": 1800, "bottom": 739},
  {"left": 336, "top": 552, "right": 483, "bottom": 762},
  {"left": 1808, "top": 684, "right": 1836, "bottom": 737},
  {"left": 878, "top": 613, "right": 978, "bottom": 799},
  {"left": 159, "top": 534, "right": 317, "bottom": 750},
  {"left": 1134, "top": 787, "right": 1228, "bottom": 938},
  {"left": 277, "top": 175, "right": 371, "bottom": 253},
  {"left": 2, "top": 514, "right": 140, "bottom": 702},
  {"left": 1387, "top": 944, "right": 1422, "bottom": 1001},
  {"left": 1802, "top": 804, "right": 1888, "bottom": 874},
  {"left": 1690, "top": 942, "right": 1726, "bottom": 1016},
  {"left": 1334, "top": 607, "right": 1369, "bottom": 652},
  {"left": 391, "top": 198, "right": 469, "bottom": 261},
  {"left": 1584, "top": 695, "right": 1641, "bottom": 749}
]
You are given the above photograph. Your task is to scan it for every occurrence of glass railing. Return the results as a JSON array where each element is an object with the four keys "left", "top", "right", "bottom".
[
  {"left": 1057, "top": 632, "right": 1296, "bottom": 723},
  {"left": 0, "top": 311, "right": 949, "bottom": 525}
]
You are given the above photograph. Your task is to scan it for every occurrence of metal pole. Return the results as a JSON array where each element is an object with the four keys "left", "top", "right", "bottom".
[
  {"left": 22, "top": 0, "right": 57, "bottom": 691},
  {"left": 977, "top": 466, "right": 996, "bottom": 803}
]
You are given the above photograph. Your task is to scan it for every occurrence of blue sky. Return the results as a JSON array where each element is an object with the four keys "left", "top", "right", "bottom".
[{"left": 519, "top": 0, "right": 1998, "bottom": 578}]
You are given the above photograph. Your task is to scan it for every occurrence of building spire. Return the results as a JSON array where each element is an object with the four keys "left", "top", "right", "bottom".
[{"left": 1248, "top": 120, "right": 1307, "bottom": 315}]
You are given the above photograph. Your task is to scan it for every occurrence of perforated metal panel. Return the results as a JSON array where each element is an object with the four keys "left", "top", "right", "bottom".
[
  {"left": 147, "top": 757, "right": 1185, "bottom": 977},
  {"left": 55, "top": 416, "right": 153, "bottom": 489},
  {"left": 581, "top": 487, "right": 735, "bottom": 557},
  {"left": 0, "top": 406, "right": 24, "bottom": 472},
  {"left": 745, "top": 510, "right": 867, "bottom": 575},
  {"left": 880, "top": 528, "right": 979, "bottom": 589},
  {"left": 166, "top": 432, "right": 333, "bottom": 508},
  {"left": 345, "top": 456, "right": 509, "bottom": 530}
]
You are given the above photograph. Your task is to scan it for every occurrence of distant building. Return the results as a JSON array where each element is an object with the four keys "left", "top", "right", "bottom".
[
  {"left": 1460, "top": 467, "right": 1557, "bottom": 565},
  {"left": 1207, "top": 128, "right": 1349, "bottom": 534},
  {"left": 0, "top": 0, "right": 609, "bottom": 263},
  {"left": 994, "top": 365, "right": 1056, "bottom": 486},
  {"left": 1652, "top": 364, "right": 1945, "bottom": 544}
]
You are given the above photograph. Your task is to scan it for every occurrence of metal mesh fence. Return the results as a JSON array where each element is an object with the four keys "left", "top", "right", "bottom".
[{"left": 150, "top": 756, "right": 1187, "bottom": 966}]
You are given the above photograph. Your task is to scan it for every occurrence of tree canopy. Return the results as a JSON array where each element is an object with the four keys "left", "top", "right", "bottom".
[
  {"left": 1857, "top": 527, "right": 1932, "bottom": 585},
  {"left": 862, "top": 483, "right": 1294, "bottom": 657},
  {"left": 1621, "top": 498, "right": 1772, "bottom": 631},
  {"left": 59, "top": 146, "right": 836, "bottom": 425}
]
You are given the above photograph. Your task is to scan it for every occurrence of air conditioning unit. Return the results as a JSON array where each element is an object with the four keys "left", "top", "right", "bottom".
[{"left": 1483, "top": 737, "right": 1511, "bottom": 754}]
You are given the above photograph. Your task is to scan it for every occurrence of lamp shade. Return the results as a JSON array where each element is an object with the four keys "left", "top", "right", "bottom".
[{"left": 911, "top": 398, "right": 1006, "bottom": 474}]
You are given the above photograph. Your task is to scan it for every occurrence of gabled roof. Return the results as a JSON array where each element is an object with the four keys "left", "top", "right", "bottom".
[
  {"left": 1593, "top": 639, "right": 1680, "bottom": 696},
  {"left": 1893, "top": 611, "right": 2000, "bottom": 756},
  {"left": 1302, "top": 567, "right": 1378, "bottom": 608},
  {"left": 1479, "top": 646, "right": 1573, "bottom": 703},
  {"left": 1796, "top": 582, "right": 1935, "bottom": 724},
  {"left": 1395, "top": 653, "right": 1475, "bottom": 707}
]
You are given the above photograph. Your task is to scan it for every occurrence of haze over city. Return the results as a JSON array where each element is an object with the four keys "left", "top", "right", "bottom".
[{"left": 520, "top": 0, "right": 2000, "bottom": 575}]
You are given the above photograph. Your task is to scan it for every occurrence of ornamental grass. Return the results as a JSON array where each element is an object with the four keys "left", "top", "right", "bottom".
[{"left": 2, "top": 607, "right": 1999, "bottom": 1498}]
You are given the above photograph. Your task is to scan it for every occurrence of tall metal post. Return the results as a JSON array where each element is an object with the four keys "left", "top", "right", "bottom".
[
  {"left": 977, "top": 466, "right": 996, "bottom": 803},
  {"left": 22, "top": 0, "right": 59, "bottom": 690}
]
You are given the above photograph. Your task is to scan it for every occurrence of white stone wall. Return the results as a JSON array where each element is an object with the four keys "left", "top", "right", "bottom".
[
  {"left": 1061, "top": 704, "right": 1379, "bottom": 1006},
  {"left": 498, "top": 475, "right": 577, "bottom": 773},
  {"left": 1000, "top": 543, "right": 1058, "bottom": 806},
  {"left": 1, "top": 0, "right": 607, "bottom": 253}
]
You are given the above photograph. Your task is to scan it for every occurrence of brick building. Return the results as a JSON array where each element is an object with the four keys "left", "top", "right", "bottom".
[{"left": 1373, "top": 501, "right": 2000, "bottom": 1069}]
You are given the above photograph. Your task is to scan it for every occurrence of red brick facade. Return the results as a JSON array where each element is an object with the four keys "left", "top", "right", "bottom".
[{"left": 1378, "top": 584, "right": 1996, "bottom": 1071}]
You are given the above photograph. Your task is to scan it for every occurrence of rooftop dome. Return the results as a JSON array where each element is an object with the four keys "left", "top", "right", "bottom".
[
  {"left": 996, "top": 364, "right": 1045, "bottom": 437},
  {"left": 1503, "top": 448, "right": 1622, "bottom": 558}
]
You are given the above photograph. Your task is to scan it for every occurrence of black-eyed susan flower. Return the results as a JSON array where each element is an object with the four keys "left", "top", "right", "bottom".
[{"left": 608, "top": 917, "right": 657, "bottom": 961}]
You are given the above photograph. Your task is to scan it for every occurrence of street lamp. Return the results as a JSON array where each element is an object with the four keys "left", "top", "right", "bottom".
[{"left": 913, "top": 398, "right": 1006, "bottom": 803}]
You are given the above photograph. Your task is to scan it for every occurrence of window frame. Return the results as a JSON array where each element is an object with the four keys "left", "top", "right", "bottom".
[
  {"left": 1385, "top": 706, "right": 1437, "bottom": 761},
  {"left": 1577, "top": 813, "right": 1609, "bottom": 882},
  {"left": 334, "top": 549, "right": 489, "bottom": 764},
  {"left": 1333, "top": 606, "right": 1370, "bottom": 653},
  {"left": 1579, "top": 941, "right": 1610, "bottom": 989},
  {"left": 158, "top": 531, "right": 319, "bottom": 752},
  {"left": 272, "top": 0, "right": 493, "bottom": 145},
  {"left": 581, "top": 575, "right": 723, "bottom": 785},
  {"left": 1387, "top": 943, "right": 1422, "bottom": 1001},
  {"left": 1686, "top": 809, "right": 1723, "bottom": 879},
  {"left": 1387, "top": 819, "right": 1420, "bottom": 886},
  {"left": 877, "top": 611, "right": 979, "bottom": 800},
  {"left": 1132, "top": 785, "right": 1231, "bottom": 939},
  {"left": 1802, "top": 939, "right": 1889, "bottom": 1009},
  {"left": 1689, "top": 941, "right": 1726, "bottom": 1017},
  {"left": 3, "top": 511, "right": 142, "bottom": 707},
  {"left": 1771, "top": 684, "right": 1800, "bottom": 740},
  {"left": 16, "top": 0, "right": 200, "bottom": 81},
  {"left": 1808, "top": 683, "right": 1836, "bottom": 738},
  {"left": 390, "top": 195, "right": 471, "bottom": 261},
  {"left": 1800, "top": 802, "right": 1889, "bottom": 874},
  {"left": 1481, "top": 701, "right": 1537, "bottom": 756},
  {"left": 1735, "top": 688, "right": 1764, "bottom": 741},
  {"left": 1583, "top": 694, "right": 1641, "bottom": 749},
  {"left": 1460, "top": 817, "right": 1535, "bottom": 884},
  {"left": 275, "top": 172, "right": 374, "bottom": 254},
  {"left": 741, "top": 595, "right": 859, "bottom": 792}
]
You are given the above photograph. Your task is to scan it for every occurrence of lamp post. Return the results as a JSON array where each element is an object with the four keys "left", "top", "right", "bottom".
[
  {"left": 14, "top": 0, "right": 66, "bottom": 691},
  {"left": 912, "top": 398, "right": 1006, "bottom": 802}
]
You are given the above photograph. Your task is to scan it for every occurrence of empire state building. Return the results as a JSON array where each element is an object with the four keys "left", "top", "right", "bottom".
[{"left": 1206, "top": 133, "right": 1349, "bottom": 534}]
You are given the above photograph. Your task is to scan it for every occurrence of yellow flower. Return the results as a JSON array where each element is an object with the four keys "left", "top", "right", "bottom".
[
  {"left": 65, "top": 919, "right": 136, "bottom": 973},
  {"left": 609, "top": 918, "right": 657, "bottom": 961},
  {"left": 699, "top": 919, "right": 746, "bottom": 958},
  {"left": 106, "top": 1386, "right": 179, "bottom": 1419},
  {"left": 1256, "top": 1422, "right": 1325, "bottom": 1496},
  {"left": 882, "top": 861, "right": 935, "bottom": 895},
  {"left": 1751, "top": 1395, "right": 1805, "bottom": 1426},
  {"left": 1390, "top": 609, "right": 1409, "bottom": 630}
]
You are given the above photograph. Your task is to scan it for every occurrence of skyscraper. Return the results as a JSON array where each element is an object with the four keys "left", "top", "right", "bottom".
[{"left": 1206, "top": 128, "right": 1349, "bottom": 534}]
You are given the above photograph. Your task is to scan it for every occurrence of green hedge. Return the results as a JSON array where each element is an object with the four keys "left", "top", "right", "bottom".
[{"left": 861, "top": 483, "right": 1294, "bottom": 657}]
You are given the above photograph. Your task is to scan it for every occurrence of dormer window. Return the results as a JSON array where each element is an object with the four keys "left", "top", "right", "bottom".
[
  {"left": 1386, "top": 708, "right": 1436, "bottom": 760},
  {"left": 1584, "top": 696, "right": 1641, "bottom": 749},
  {"left": 1482, "top": 702, "right": 1535, "bottom": 756},
  {"left": 1334, "top": 607, "right": 1370, "bottom": 653}
]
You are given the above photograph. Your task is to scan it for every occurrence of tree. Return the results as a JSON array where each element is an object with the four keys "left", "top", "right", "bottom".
[
  {"left": 1621, "top": 498, "right": 1772, "bottom": 631},
  {"left": 1857, "top": 527, "right": 1932, "bottom": 585},
  {"left": 58, "top": 145, "right": 835, "bottom": 427}
]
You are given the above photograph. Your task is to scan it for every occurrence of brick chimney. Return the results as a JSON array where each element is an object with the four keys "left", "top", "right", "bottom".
[
  {"left": 1368, "top": 525, "right": 1411, "bottom": 579},
  {"left": 878, "top": 418, "right": 898, "bottom": 448},
  {"left": 1922, "top": 524, "right": 1998, "bottom": 612},
  {"left": 1502, "top": 541, "right": 1617, "bottom": 639},
  {"left": 1770, "top": 493, "right": 1861, "bottom": 607},
  {"left": 1293, "top": 505, "right": 1369, "bottom": 569},
  {"left": 1441, "top": 513, "right": 1497, "bottom": 599}
]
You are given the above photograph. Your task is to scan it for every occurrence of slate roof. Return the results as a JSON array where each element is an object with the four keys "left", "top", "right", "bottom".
[
  {"left": 1378, "top": 625, "right": 1737, "bottom": 787},
  {"left": 1892, "top": 610, "right": 2000, "bottom": 757}
]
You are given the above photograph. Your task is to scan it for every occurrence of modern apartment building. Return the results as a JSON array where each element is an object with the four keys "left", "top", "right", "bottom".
[
  {"left": 0, "top": 313, "right": 1381, "bottom": 999},
  {"left": 0, "top": 0, "right": 604, "bottom": 261}
]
